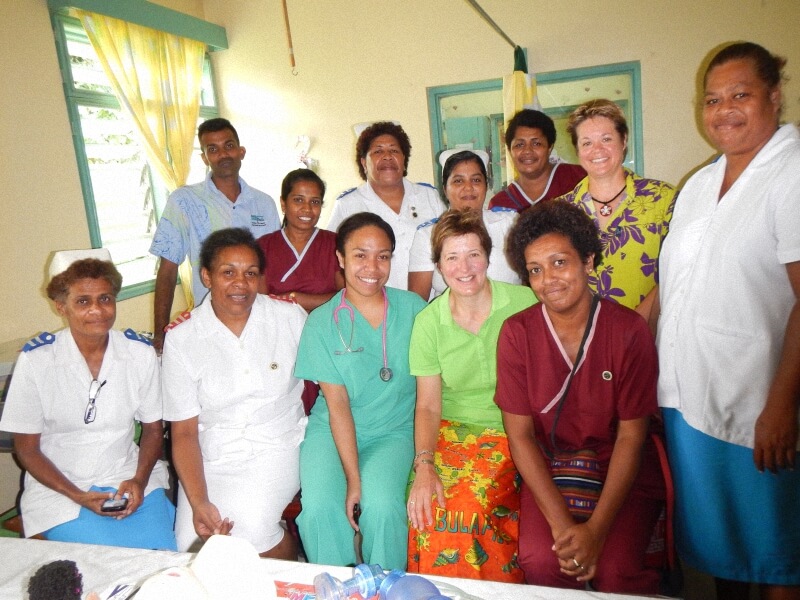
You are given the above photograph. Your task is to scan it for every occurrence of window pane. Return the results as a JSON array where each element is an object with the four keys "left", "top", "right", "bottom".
[
  {"left": 54, "top": 14, "right": 219, "bottom": 296},
  {"left": 78, "top": 104, "right": 158, "bottom": 286},
  {"left": 200, "top": 55, "right": 216, "bottom": 108},
  {"left": 65, "top": 27, "right": 114, "bottom": 95}
]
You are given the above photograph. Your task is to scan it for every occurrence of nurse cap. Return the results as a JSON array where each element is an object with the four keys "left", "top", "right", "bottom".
[
  {"left": 438, "top": 148, "right": 490, "bottom": 173},
  {"left": 48, "top": 248, "right": 113, "bottom": 280}
]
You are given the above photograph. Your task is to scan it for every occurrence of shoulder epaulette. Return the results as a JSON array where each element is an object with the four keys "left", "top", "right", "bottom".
[
  {"left": 124, "top": 328, "right": 153, "bottom": 346},
  {"left": 164, "top": 311, "right": 192, "bottom": 332},
  {"left": 22, "top": 332, "right": 55, "bottom": 353},
  {"left": 336, "top": 187, "right": 357, "bottom": 201},
  {"left": 416, "top": 217, "right": 440, "bottom": 231},
  {"left": 417, "top": 182, "right": 437, "bottom": 190},
  {"left": 489, "top": 206, "right": 516, "bottom": 214}
]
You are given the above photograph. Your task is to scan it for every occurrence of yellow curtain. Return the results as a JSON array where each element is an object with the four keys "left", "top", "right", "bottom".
[
  {"left": 502, "top": 47, "right": 537, "bottom": 184},
  {"left": 77, "top": 9, "right": 205, "bottom": 308}
]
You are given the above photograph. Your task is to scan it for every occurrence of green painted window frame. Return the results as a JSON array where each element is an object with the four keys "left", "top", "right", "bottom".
[
  {"left": 50, "top": 11, "right": 220, "bottom": 300},
  {"left": 426, "top": 61, "right": 644, "bottom": 190},
  {"left": 47, "top": 0, "right": 228, "bottom": 50}
]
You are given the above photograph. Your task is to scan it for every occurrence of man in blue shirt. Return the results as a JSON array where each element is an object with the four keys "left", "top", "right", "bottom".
[{"left": 149, "top": 118, "right": 280, "bottom": 352}]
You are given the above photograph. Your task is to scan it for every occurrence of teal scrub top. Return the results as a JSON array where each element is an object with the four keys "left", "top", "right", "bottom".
[
  {"left": 409, "top": 279, "right": 536, "bottom": 431},
  {"left": 295, "top": 287, "right": 427, "bottom": 439}
]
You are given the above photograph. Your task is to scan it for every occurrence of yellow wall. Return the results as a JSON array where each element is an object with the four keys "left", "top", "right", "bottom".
[
  {"left": 0, "top": 0, "right": 201, "bottom": 344},
  {"left": 2, "top": 0, "right": 799, "bottom": 345},
  {"left": 1, "top": 1, "right": 90, "bottom": 343},
  {"left": 204, "top": 0, "right": 800, "bottom": 217}
]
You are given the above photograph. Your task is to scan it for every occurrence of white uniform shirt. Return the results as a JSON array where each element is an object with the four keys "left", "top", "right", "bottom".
[
  {"left": 408, "top": 208, "right": 521, "bottom": 298},
  {"left": 162, "top": 294, "right": 308, "bottom": 463},
  {"left": 657, "top": 124, "right": 800, "bottom": 449},
  {"left": 0, "top": 329, "right": 169, "bottom": 536},
  {"left": 326, "top": 179, "right": 446, "bottom": 290}
]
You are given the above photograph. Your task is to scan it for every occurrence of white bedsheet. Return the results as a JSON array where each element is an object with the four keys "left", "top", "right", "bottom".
[{"left": 0, "top": 537, "right": 664, "bottom": 600}]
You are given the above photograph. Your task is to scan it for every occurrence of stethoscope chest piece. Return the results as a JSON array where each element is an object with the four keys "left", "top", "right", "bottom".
[{"left": 380, "top": 367, "right": 393, "bottom": 382}]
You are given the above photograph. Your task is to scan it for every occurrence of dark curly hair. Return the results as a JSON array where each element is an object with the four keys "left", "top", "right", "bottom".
[
  {"left": 28, "top": 560, "right": 83, "bottom": 600},
  {"left": 335, "top": 212, "right": 396, "bottom": 254},
  {"left": 506, "top": 200, "right": 602, "bottom": 282},
  {"left": 505, "top": 109, "right": 557, "bottom": 149},
  {"left": 199, "top": 227, "right": 265, "bottom": 274},
  {"left": 705, "top": 41, "right": 786, "bottom": 89},
  {"left": 355, "top": 121, "right": 411, "bottom": 180},
  {"left": 47, "top": 259, "right": 122, "bottom": 303}
]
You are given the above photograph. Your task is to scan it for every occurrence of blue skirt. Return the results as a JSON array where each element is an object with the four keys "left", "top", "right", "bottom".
[
  {"left": 662, "top": 408, "right": 800, "bottom": 584},
  {"left": 44, "top": 486, "right": 177, "bottom": 551}
]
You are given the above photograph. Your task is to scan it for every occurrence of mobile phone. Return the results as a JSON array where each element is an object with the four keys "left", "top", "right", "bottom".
[{"left": 101, "top": 497, "right": 129, "bottom": 512}]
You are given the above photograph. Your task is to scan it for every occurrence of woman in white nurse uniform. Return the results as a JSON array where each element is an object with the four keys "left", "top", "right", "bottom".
[
  {"left": 657, "top": 42, "right": 800, "bottom": 599},
  {"left": 0, "top": 250, "right": 174, "bottom": 549},
  {"left": 163, "top": 227, "right": 307, "bottom": 558}
]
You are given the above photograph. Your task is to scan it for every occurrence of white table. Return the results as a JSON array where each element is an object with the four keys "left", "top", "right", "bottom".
[{"left": 0, "top": 537, "right": 663, "bottom": 600}]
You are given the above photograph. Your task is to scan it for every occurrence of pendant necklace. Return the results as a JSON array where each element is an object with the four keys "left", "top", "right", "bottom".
[{"left": 590, "top": 184, "right": 626, "bottom": 217}]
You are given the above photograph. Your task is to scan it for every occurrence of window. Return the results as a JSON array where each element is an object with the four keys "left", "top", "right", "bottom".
[
  {"left": 51, "top": 14, "right": 218, "bottom": 299},
  {"left": 427, "top": 62, "right": 643, "bottom": 196}
]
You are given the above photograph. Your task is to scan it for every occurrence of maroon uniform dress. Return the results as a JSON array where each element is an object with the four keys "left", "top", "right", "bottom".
[
  {"left": 258, "top": 228, "right": 340, "bottom": 414},
  {"left": 488, "top": 163, "right": 586, "bottom": 212},
  {"left": 495, "top": 299, "right": 663, "bottom": 594}
]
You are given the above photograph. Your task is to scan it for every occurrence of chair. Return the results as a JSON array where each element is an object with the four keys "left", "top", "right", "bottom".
[
  {"left": 0, "top": 506, "right": 44, "bottom": 539},
  {"left": 0, "top": 506, "right": 21, "bottom": 537},
  {"left": 646, "top": 431, "right": 681, "bottom": 596},
  {"left": 281, "top": 493, "right": 304, "bottom": 558}
]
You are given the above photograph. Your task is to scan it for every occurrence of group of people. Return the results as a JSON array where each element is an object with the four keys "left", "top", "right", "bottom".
[{"left": 1, "top": 41, "right": 798, "bottom": 600}]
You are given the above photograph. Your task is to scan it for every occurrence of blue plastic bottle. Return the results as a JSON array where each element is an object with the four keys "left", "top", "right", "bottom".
[
  {"left": 314, "top": 563, "right": 386, "bottom": 600},
  {"left": 377, "top": 570, "right": 450, "bottom": 600}
]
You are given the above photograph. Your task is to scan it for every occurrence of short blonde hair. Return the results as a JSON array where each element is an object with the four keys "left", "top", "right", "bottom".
[
  {"left": 430, "top": 209, "right": 492, "bottom": 265},
  {"left": 566, "top": 99, "right": 628, "bottom": 148}
]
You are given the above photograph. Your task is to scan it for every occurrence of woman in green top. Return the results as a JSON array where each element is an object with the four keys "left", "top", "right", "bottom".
[
  {"left": 294, "top": 212, "right": 426, "bottom": 570},
  {"left": 406, "top": 209, "right": 535, "bottom": 582}
]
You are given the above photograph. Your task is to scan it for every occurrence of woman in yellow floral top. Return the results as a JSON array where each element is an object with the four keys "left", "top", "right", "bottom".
[{"left": 557, "top": 99, "right": 676, "bottom": 318}]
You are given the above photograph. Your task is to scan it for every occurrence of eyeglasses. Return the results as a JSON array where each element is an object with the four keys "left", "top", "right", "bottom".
[{"left": 84, "top": 379, "right": 107, "bottom": 424}]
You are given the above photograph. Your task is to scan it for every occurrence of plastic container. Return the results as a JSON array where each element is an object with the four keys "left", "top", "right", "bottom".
[
  {"left": 377, "top": 570, "right": 450, "bottom": 600},
  {"left": 314, "top": 563, "right": 386, "bottom": 600}
]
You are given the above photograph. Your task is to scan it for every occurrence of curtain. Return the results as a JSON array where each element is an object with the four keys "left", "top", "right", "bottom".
[
  {"left": 77, "top": 9, "right": 205, "bottom": 308},
  {"left": 502, "top": 46, "right": 539, "bottom": 184}
]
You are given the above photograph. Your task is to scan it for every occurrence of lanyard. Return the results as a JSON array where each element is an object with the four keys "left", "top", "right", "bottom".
[{"left": 546, "top": 294, "right": 600, "bottom": 456}]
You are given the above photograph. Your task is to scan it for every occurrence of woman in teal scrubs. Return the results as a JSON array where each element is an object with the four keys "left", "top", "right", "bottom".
[{"left": 295, "top": 212, "right": 426, "bottom": 569}]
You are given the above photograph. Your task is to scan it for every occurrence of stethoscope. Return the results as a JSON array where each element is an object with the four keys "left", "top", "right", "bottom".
[{"left": 332, "top": 288, "right": 393, "bottom": 382}]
